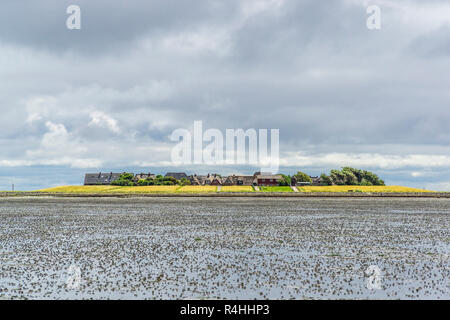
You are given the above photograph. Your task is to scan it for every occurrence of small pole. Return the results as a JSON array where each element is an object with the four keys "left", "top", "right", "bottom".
[{"left": 12, "top": 183, "right": 14, "bottom": 192}]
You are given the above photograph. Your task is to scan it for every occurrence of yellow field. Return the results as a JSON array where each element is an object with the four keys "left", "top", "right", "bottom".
[
  {"left": 110, "top": 186, "right": 181, "bottom": 193},
  {"left": 177, "top": 186, "right": 217, "bottom": 193},
  {"left": 37, "top": 185, "right": 218, "bottom": 193},
  {"left": 220, "top": 186, "right": 254, "bottom": 192},
  {"left": 297, "top": 185, "right": 433, "bottom": 193},
  {"left": 36, "top": 185, "right": 123, "bottom": 193},
  {"left": 37, "top": 185, "right": 181, "bottom": 193}
]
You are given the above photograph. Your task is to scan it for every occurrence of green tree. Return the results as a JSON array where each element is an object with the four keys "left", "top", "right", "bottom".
[
  {"left": 293, "top": 171, "right": 312, "bottom": 183},
  {"left": 111, "top": 173, "right": 136, "bottom": 186},
  {"left": 360, "top": 178, "right": 373, "bottom": 186},
  {"left": 361, "top": 170, "right": 385, "bottom": 186},
  {"left": 163, "top": 176, "right": 178, "bottom": 185},
  {"left": 179, "top": 178, "right": 191, "bottom": 186},
  {"left": 137, "top": 179, "right": 149, "bottom": 186},
  {"left": 320, "top": 173, "right": 332, "bottom": 186},
  {"left": 279, "top": 174, "right": 291, "bottom": 186},
  {"left": 330, "top": 169, "right": 346, "bottom": 185},
  {"left": 341, "top": 168, "right": 358, "bottom": 185},
  {"left": 342, "top": 167, "right": 363, "bottom": 182},
  {"left": 327, "top": 168, "right": 385, "bottom": 186}
]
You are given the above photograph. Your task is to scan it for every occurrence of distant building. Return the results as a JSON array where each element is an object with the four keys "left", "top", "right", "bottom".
[
  {"left": 84, "top": 172, "right": 122, "bottom": 185},
  {"left": 238, "top": 176, "right": 257, "bottom": 186},
  {"left": 222, "top": 175, "right": 235, "bottom": 186},
  {"left": 292, "top": 175, "right": 322, "bottom": 186},
  {"left": 165, "top": 172, "right": 188, "bottom": 180},
  {"left": 310, "top": 176, "right": 322, "bottom": 186},
  {"left": 188, "top": 174, "right": 202, "bottom": 185},
  {"left": 208, "top": 174, "right": 223, "bottom": 186},
  {"left": 134, "top": 173, "right": 156, "bottom": 183},
  {"left": 254, "top": 173, "right": 282, "bottom": 186}
]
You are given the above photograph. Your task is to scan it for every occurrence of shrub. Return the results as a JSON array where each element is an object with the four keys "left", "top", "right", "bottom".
[
  {"left": 179, "top": 178, "right": 191, "bottom": 186},
  {"left": 111, "top": 172, "right": 136, "bottom": 186},
  {"left": 137, "top": 179, "right": 149, "bottom": 186}
]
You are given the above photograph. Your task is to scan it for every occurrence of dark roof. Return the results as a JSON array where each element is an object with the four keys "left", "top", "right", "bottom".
[
  {"left": 311, "top": 176, "right": 322, "bottom": 184},
  {"left": 253, "top": 171, "right": 273, "bottom": 176},
  {"left": 255, "top": 174, "right": 282, "bottom": 180},
  {"left": 165, "top": 172, "right": 188, "bottom": 180},
  {"left": 84, "top": 172, "right": 122, "bottom": 185},
  {"left": 237, "top": 176, "right": 256, "bottom": 185},
  {"left": 134, "top": 173, "right": 156, "bottom": 181}
]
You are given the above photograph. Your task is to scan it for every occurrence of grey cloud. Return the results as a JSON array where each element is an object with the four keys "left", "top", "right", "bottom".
[
  {"left": 0, "top": 0, "right": 240, "bottom": 54},
  {"left": 1, "top": 0, "right": 450, "bottom": 189}
]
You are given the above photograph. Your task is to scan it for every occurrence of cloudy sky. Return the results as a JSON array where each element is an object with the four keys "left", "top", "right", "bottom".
[{"left": 1, "top": 0, "right": 450, "bottom": 190}]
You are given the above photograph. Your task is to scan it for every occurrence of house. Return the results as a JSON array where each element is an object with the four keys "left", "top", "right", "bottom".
[
  {"left": 222, "top": 175, "right": 236, "bottom": 186},
  {"left": 134, "top": 172, "right": 156, "bottom": 183},
  {"left": 165, "top": 172, "right": 188, "bottom": 180},
  {"left": 188, "top": 174, "right": 202, "bottom": 185},
  {"left": 196, "top": 175, "right": 209, "bottom": 185},
  {"left": 84, "top": 172, "right": 122, "bottom": 185},
  {"left": 311, "top": 176, "right": 322, "bottom": 186},
  {"left": 238, "top": 176, "right": 257, "bottom": 186},
  {"left": 209, "top": 174, "right": 223, "bottom": 186},
  {"left": 221, "top": 174, "right": 258, "bottom": 186},
  {"left": 254, "top": 172, "right": 282, "bottom": 186}
]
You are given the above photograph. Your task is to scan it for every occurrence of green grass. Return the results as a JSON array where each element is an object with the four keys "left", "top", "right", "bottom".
[
  {"left": 297, "top": 185, "right": 434, "bottom": 193},
  {"left": 260, "top": 186, "right": 293, "bottom": 192}
]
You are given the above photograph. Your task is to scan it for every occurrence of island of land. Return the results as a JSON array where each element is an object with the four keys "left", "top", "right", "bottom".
[{"left": 1, "top": 185, "right": 449, "bottom": 198}]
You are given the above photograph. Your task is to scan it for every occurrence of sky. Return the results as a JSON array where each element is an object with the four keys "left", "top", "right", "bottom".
[{"left": 1, "top": 0, "right": 450, "bottom": 191}]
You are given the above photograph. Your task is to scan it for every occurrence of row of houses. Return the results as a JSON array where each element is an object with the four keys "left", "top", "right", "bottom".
[
  {"left": 188, "top": 172, "right": 283, "bottom": 186},
  {"left": 84, "top": 171, "right": 322, "bottom": 186}
]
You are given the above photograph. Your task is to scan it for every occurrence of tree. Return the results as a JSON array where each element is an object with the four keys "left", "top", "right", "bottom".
[
  {"left": 111, "top": 173, "right": 136, "bottom": 186},
  {"left": 179, "top": 178, "right": 191, "bottom": 186},
  {"left": 293, "top": 171, "right": 312, "bottom": 183},
  {"left": 320, "top": 173, "right": 332, "bottom": 186},
  {"left": 341, "top": 168, "right": 358, "bottom": 185},
  {"left": 163, "top": 176, "right": 178, "bottom": 185},
  {"left": 327, "top": 168, "right": 385, "bottom": 186},
  {"left": 137, "top": 179, "right": 149, "bottom": 186},
  {"left": 361, "top": 170, "right": 385, "bottom": 186},
  {"left": 330, "top": 169, "right": 346, "bottom": 185},
  {"left": 279, "top": 174, "right": 291, "bottom": 186}
]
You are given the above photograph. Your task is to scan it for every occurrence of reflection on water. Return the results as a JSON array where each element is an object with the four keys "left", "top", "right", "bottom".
[{"left": 0, "top": 197, "right": 449, "bottom": 299}]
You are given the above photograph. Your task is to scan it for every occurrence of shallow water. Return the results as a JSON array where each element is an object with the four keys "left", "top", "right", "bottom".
[{"left": 0, "top": 197, "right": 449, "bottom": 300}]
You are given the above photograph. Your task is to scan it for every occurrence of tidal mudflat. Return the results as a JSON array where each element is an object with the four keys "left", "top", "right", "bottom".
[{"left": 0, "top": 197, "right": 448, "bottom": 300}]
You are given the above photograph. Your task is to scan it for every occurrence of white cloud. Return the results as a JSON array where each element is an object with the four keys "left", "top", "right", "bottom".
[
  {"left": 24, "top": 121, "right": 102, "bottom": 168},
  {"left": 89, "top": 111, "right": 121, "bottom": 134},
  {"left": 25, "top": 96, "right": 56, "bottom": 124}
]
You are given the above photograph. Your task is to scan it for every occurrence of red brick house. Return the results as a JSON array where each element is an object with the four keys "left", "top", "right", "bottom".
[{"left": 254, "top": 173, "right": 282, "bottom": 186}]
